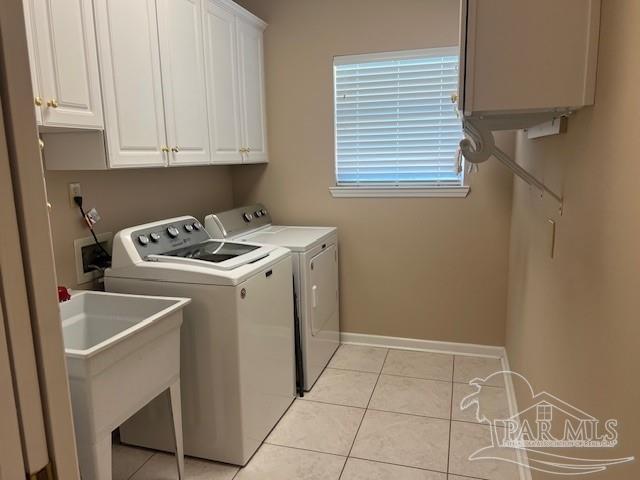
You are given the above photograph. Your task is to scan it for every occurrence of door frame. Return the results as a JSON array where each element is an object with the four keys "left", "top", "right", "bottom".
[
  {"left": 0, "top": 0, "right": 80, "bottom": 478},
  {"left": 0, "top": 298, "right": 26, "bottom": 480}
]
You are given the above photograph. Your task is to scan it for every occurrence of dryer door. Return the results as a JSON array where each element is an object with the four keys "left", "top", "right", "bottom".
[{"left": 308, "top": 245, "right": 338, "bottom": 336}]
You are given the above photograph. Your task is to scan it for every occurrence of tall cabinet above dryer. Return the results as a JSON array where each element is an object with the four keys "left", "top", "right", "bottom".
[{"left": 204, "top": 0, "right": 268, "bottom": 165}]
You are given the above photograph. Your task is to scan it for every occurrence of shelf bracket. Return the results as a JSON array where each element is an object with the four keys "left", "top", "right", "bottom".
[{"left": 460, "top": 117, "right": 564, "bottom": 209}]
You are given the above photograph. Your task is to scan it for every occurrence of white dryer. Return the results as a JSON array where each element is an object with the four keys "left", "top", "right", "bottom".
[
  {"left": 104, "top": 216, "right": 295, "bottom": 466},
  {"left": 205, "top": 205, "right": 339, "bottom": 392}
]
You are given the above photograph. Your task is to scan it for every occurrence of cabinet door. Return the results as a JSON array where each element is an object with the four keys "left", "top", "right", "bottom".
[
  {"left": 237, "top": 19, "right": 268, "bottom": 163},
  {"left": 31, "top": 0, "right": 103, "bottom": 129},
  {"left": 94, "top": 0, "right": 167, "bottom": 168},
  {"left": 203, "top": 1, "right": 243, "bottom": 164},
  {"left": 22, "top": 0, "right": 42, "bottom": 125},
  {"left": 157, "top": 0, "right": 211, "bottom": 166}
]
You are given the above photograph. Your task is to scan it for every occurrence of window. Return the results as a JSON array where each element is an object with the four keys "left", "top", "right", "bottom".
[{"left": 331, "top": 48, "right": 467, "bottom": 198}]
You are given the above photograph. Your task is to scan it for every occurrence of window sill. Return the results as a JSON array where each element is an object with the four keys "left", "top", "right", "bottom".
[{"left": 329, "top": 185, "right": 470, "bottom": 198}]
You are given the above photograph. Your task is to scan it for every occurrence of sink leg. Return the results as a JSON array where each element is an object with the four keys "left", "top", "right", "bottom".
[
  {"left": 169, "top": 380, "right": 185, "bottom": 480},
  {"left": 77, "top": 433, "right": 111, "bottom": 480}
]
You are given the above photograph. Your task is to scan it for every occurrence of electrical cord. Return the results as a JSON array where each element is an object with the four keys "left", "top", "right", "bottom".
[{"left": 73, "top": 196, "right": 112, "bottom": 261}]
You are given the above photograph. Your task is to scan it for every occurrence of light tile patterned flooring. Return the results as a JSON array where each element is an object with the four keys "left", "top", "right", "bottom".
[{"left": 113, "top": 345, "right": 520, "bottom": 480}]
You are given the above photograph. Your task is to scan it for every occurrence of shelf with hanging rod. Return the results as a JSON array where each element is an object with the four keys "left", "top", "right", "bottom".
[{"left": 455, "top": 0, "right": 601, "bottom": 215}]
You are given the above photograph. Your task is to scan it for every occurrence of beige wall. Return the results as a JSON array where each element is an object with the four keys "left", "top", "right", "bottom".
[
  {"left": 45, "top": 166, "right": 234, "bottom": 288},
  {"left": 507, "top": 1, "right": 639, "bottom": 478},
  {"left": 232, "top": 0, "right": 514, "bottom": 345}
]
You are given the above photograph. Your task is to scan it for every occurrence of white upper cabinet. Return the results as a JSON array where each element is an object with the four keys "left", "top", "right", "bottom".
[
  {"left": 93, "top": 0, "right": 167, "bottom": 168},
  {"left": 157, "top": 0, "right": 210, "bottom": 166},
  {"left": 204, "top": 0, "right": 268, "bottom": 164},
  {"left": 459, "top": 0, "right": 600, "bottom": 127},
  {"left": 24, "top": 0, "right": 103, "bottom": 129},
  {"left": 33, "top": 0, "right": 268, "bottom": 170},
  {"left": 203, "top": 1, "right": 243, "bottom": 164},
  {"left": 237, "top": 18, "right": 268, "bottom": 163}
]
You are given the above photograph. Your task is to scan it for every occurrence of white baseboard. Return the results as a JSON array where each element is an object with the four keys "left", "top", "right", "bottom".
[
  {"left": 340, "top": 331, "right": 505, "bottom": 358},
  {"left": 339, "top": 331, "right": 530, "bottom": 479}
]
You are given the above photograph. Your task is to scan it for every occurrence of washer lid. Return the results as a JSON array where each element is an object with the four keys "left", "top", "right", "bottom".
[
  {"left": 239, "top": 225, "right": 337, "bottom": 252},
  {"left": 148, "top": 239, "right": 266, "bottom": 270}
]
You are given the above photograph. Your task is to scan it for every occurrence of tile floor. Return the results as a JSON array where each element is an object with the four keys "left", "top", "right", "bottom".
[{"left": 113, "top": 345, "right": 521, "bottom": 480}]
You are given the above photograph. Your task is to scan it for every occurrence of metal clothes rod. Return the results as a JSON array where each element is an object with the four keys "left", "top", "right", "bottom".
[
  {"left": 460, "top": 118, "right": 563, "bottom": 207},
  {"left": 492, "top": 145, "right": 563, "bottom": 204}
]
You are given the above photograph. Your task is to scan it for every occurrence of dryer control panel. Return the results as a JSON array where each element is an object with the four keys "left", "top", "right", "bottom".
[
  {"left": 205, "top": 204, "right": 272, "bottom": 239},
  {"left": 131, "top": 217, "right": 210, "bottom": 257}
]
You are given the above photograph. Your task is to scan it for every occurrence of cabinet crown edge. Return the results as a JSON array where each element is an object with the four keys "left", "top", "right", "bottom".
[{"left": 214, "top": 0, "right": 267, "bottom": 30}]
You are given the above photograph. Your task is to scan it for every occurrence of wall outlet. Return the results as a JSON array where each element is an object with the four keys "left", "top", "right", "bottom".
[
  {"left": 69, "top": 182, "right": 82, "bottom": 208},
  {"left": 73, "top": 232, "right": 112, "bottom": 284}
]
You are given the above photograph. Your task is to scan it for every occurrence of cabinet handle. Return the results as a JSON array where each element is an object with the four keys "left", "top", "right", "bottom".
[
  {"left": 47, "top": 99, "right": 59, "bottom": 108},
  {"left": 34, "top": 96, "right": 43, "bottom": 106},
  {"left": 171, "top": 146, "right": 179, "bottom": 153},
  {"left": 161, "top": 146, "right": 170, "bottom": 152}
]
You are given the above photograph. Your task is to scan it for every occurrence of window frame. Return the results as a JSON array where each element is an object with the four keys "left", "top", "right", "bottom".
[{"left": 330, "top": 47, "right": 469, "bottom": 198}]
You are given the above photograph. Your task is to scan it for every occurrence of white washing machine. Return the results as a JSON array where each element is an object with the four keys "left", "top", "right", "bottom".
[
  {"left": 205, "top": 205, "right": 339, "bottom": 392},
  {"left": 104, "top": 216, "right": 295, "bottom": 466}
]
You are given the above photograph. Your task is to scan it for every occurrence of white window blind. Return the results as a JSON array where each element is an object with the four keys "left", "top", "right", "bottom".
[{"left": 334, "top": 48, "right": 463, "bottom": 187}]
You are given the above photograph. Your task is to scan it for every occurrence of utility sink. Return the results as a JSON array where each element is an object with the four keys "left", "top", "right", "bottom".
[{"left": 61, "top": 291, "right": 190, "bottom": 480}]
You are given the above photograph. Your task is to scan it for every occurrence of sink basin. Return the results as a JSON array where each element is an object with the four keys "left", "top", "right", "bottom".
[
  {"left": 62, "top": 291, "right": 188, "bottom": 358},
  {"left": 60, "top": 291, "right": 190, "bottom": 480}
]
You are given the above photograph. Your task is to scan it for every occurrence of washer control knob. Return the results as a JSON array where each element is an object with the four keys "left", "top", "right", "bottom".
[
  {"left": 193, "top": 222, "right": 202, "bottom": 230},
  {"left": 261, "top": 208, "right": 267, "bottom": 216},
  {"left": 138, "top": 235, "right": 150, "bottom": 246},
  {"left": 167, "top": 226, "right": 180, "bottom": 238},
  {"left": 242, "top": 213, "right": 253, "bottom": 222},
  {"left": 184, "top": 224, "right": 194, "bottom": 233},
  {"left": 150, "top": 232, "right": 161, "bottom": 242},
  {"left": 255, "top": 210, "right": 262, "bottom": 218}
]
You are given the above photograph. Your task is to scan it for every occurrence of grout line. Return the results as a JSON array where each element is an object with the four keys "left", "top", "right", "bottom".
[
  {"left": 328, "top": 366, "right": 464, "bottom": 385},
  {"left": 378, "top": 371, "right": 455, "bottom": 384},
  {"left": 126, "top": 450, "right": 156, "bottom": 480},
  {"left": 447, "top": 356, "right": 456, "bottom": 475},
  {"left": 337, "top": 348, "right": 389, "bottom": 479},
  {"left": 263, "top": 441, "right": 348, "bottom": 459},
  {"left": 447, "top": 473, "right": 486, "bottom": 480},
  {"left": 347, "top": 454, "right": 448, "bottom": 476},
  {"left": 325, "top": 365, "right": 385, "bottom": 375},
  {"left": 365, "top": 407, "right": 450, "bottom": 422},
  {"left": 295, "top": 397, "right": 366, "bottom": 411},
  {"left": 297, "top": 396, "right": 370, "bottom": 409}
]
